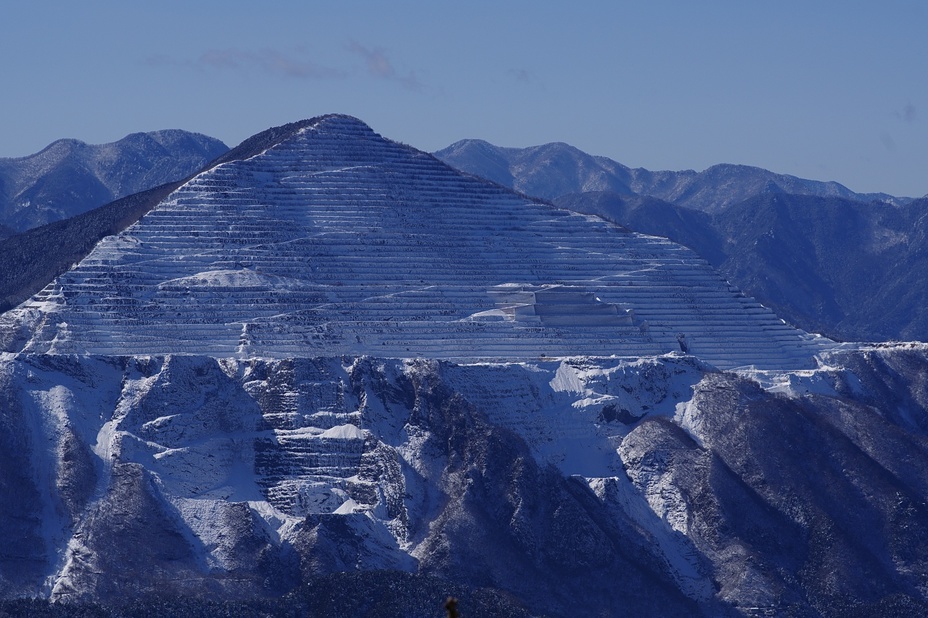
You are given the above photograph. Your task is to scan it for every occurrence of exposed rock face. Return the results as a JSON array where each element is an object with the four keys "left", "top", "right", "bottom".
[{"left": 0, "top": 347, "right": 927, "bottom": 615}]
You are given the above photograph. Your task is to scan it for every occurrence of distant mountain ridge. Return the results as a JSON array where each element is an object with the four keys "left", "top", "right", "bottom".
[
  {"left": 0, "top": 130, "right": 228, "bottom": 231},
  {"left": 437, "top": 138, "right": 928, "bottom": 342},
  {"left": 555, "top": 190, "right": 928, "bottom": 342},
  {"left": 435, "top": 139, "right": 911, "bottom": 211}
]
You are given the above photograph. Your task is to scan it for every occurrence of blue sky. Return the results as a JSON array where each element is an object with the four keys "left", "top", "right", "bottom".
[{"left": 2, "top": 1, "right": 926, "bottom": 196}]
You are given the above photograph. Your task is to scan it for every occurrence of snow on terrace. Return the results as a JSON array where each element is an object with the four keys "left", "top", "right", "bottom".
[{"left": 3, "top": 115, "right": 833, "bottom": 369}]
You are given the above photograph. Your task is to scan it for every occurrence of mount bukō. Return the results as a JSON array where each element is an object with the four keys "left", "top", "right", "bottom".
[
  {"left": 435, "top": 139, "right": 928, "bottom": 343},
  {"left": 0, "top": 130, "right": 228, "bottom": 232},
  {"left": 1, "top": 115, "right": 927, "bottom": 617},
  {"left": 0, "top": 116, "right": 831, "bottom": 369}
]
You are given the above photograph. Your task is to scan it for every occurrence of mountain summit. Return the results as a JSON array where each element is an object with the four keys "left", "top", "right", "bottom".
[{"left": 1, "top": 114, "right": 829, "bottom": 369}]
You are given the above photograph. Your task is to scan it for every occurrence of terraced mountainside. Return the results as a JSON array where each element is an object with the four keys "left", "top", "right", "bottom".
[
  {"left": 2, "top": 115, "right": 928, "bottom": 617},
  {"left": 437, "top": 139, "right": 928, "bottom": 343},
  {"left": 0, "top": 115, "right": 831, "bottom": 370},
  {"left": 0, "top": 130, "right": 228, "bottom": 232},
  {"left": 552, "top": 191, "right": 928, "bottom": 343}
]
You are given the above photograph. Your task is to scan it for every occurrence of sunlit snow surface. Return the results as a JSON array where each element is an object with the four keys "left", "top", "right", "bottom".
[{"left": 1, "top": 115, "right": 832, "bottom": 369}]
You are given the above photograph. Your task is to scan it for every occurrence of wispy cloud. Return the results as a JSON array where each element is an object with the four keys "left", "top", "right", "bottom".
[
  {"left": 507, "top": 68, "right": 533, "bottom": 83},
  {"left": 144, "top": 48, "right": 344, "bottom": 80},
  {"left": 890, "top": 102, "right": 918, "bottom": 124},
  {"left": 347, "top": 41, "right": 422, "bottom": 91},
  {"left": 505, "top": 67, "right": 545, "bottom": 91}
]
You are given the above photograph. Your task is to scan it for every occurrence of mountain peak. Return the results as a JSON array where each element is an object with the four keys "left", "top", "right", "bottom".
[
  {"left": 1, "top": 138, "right": 90, "bottom": 167},
  {"left": 311, "top": 113, "right": 378, "bottom": 133},
  {"left": 206, "top": 114, "right": 379, "bottom": 170},
  {"left": 3, "top": 117, "right": 922, "bottom": 617},
  {"left": 0, "top": 116, "right": 832, "bottom": 369}
]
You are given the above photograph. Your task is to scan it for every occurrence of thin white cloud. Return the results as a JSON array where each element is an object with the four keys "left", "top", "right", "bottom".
[{"left": 348, "top": 41, "right": 422, "bottom": 91}]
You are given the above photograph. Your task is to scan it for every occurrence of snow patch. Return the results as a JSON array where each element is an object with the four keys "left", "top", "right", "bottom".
[
  {"left": 334, "top": 498, "right": 362, "bottom": 514},
  {"left": 319, "top": 423, "right": 365, "bottom": 439},
  {"left": 740, "top": 367, "right": 840, "bottom": 398}
]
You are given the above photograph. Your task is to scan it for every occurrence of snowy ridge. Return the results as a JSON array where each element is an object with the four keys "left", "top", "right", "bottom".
[
  {"left": 6, "top": 346, "right": 927, "bottom": 614},
  {"left": 1, "top": 352, "right": 717, "bottom": 600},
  {"left": 2, "top": 115, "right": 832, "bottom": 369},
  {"left": 0, "top": 354, "right": 702, "bottom": 600}
]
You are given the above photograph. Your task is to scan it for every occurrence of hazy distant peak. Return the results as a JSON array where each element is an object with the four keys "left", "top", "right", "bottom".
[
  {"left": 433, "top": 139, "right": 517, "bottom": 188},
  {"left": 436, "top": 139, "right": 912, "bottom": 210},
  {"left": 0, "top": 129, "right": 229, "bottom": 232},
  {"left": 7, "top": 138, "right": 87, "bottom": 165},
  {"left": 41, "top": 137, "right": 88, "bottom": 151},
  {"left": 441, "top": 138, "right": 514, "bottom": 152},
  {"left": 146, "top": 128, "right": 221, "bottom": 143},
  {"left": 436, "top": 140, "right": 633, "bottom": 200}
]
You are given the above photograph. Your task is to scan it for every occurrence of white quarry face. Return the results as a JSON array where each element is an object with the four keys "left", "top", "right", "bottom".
[{"left": 2, "top": 115, "right": 830, "bottom": 369}]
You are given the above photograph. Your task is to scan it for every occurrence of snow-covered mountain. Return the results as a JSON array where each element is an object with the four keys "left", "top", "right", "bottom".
[
  {"left": 436, "top": 140, "right": 928, "bottom": 343},
  {"left": 553, "top": 191, "right": 928, "bottom": 342},
  {"left": 0, "top": 130, "right": 228, "bottom": 232},
  {"left": 3, "top": 346, "right": 928, "bottom": 616},
  {"left": 1, "top": 115, "right": 927, "bottom": 616},
  {"left": 0, "top": 115, "right": 830, "bottom": 370},
  {"left": 434, "top": 139, "right": 909, "bottom": 211}
]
